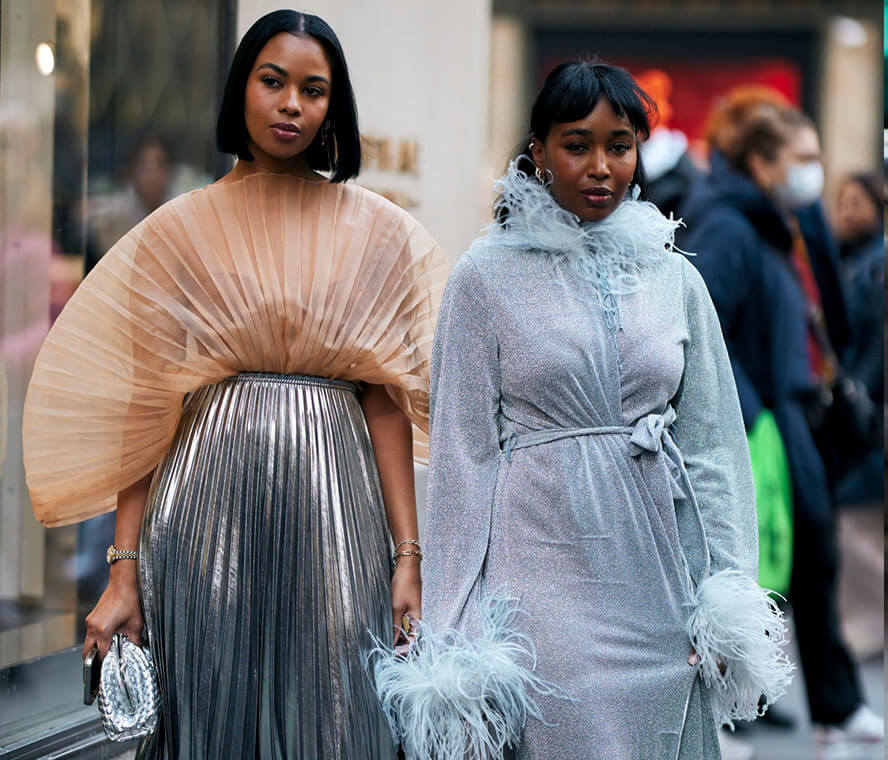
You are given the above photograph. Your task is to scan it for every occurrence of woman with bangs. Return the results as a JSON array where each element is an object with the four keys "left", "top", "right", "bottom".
[{"left": 375, "top": 61, "right": 792, "bottom": 760}]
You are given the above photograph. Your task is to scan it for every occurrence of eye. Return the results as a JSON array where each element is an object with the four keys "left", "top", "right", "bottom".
[
  {"left": 261, "top": 76, "right": 282, "bottom": 89},
  {"left": 303, "top": 85, "right": 326, "bottom": 98},
  {"left": 610, "top": 143, "right": 632, "bottom": 155},
  {"left": 566, "top": 142, "right": 588, "bottom": 153}
]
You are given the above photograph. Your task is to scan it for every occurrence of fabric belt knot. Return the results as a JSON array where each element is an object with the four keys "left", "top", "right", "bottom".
[
  {"left": 626, "top": 407, "right": 687, "bottom": 500},
  {"left": 627, "top": 406, "right": 676, "bottom": 456}
]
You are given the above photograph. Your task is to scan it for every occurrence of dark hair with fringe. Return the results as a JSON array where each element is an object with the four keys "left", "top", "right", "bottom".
[
  {"left": 216, "top": 10, "right": 360, "bottom": 182},
  {"left": 515, "top": 60, "right": 657, "bottom": 196}
]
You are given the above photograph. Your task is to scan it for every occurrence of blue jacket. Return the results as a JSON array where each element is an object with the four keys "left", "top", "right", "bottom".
[
  {"left": 678, "top": 152, "right": 813, "bottom": 430},
  {"left": 678, "top": 152, "right": 837, "bottom": 521}
]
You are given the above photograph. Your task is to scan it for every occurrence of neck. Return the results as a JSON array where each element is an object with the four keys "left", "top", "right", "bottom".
[{"left": 230, "top": 148, "right": 325, "bottom": 181}]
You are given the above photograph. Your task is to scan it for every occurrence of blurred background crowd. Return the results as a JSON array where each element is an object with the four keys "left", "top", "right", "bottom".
[{"left": 0, "top": 0, "right": 882, "bottom": 758}]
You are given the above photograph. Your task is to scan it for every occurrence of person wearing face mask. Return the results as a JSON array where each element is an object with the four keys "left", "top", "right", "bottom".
[
  {"left": 680, "top": 94, "right": 884, "bottom": 753},
  {"left": 373, "top": 61, "right": 792, "bottom": 760}
]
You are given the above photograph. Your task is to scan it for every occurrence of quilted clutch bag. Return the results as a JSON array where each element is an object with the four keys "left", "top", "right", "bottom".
[{"left": 98, "top": 633, "right": 159, "bottom": 741}]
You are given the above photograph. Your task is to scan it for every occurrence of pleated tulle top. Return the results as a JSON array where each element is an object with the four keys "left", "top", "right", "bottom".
[{"left": 24, "top": 168, "right": 448, "bottom": 527}]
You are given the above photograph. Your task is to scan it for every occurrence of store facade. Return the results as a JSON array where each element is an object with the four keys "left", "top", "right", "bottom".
[{"left": 0, "top": 0, "right": 879, "bottom": 757}]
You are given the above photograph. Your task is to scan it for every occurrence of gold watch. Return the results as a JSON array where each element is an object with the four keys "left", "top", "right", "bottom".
[{"left": 106, "top": 544, "right": 138, "bottom": 564}]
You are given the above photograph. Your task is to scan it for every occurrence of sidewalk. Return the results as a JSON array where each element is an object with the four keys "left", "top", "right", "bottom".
[{"left": 738, "top": 622, "right": 884, "bottom": 760}]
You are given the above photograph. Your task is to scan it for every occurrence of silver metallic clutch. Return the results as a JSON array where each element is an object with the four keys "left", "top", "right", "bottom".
[{"left": 98, "top": 633, "right": 159, "bottom": 742}]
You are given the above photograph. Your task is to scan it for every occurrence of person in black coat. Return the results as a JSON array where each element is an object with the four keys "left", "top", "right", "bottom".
[
  {"left": 679, "top": 99, "right": 883, "bottom": 747},
  {"left": 833, "top": 171, "right": 884, "bottom": 504}
]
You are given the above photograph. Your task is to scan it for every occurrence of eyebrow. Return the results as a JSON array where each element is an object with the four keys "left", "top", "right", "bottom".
[
  {"left": 561, "top": 127, "right": 634, "bottom": 138},
  {"left": 256, "top": 63, "right": 330, "bottom": 85}
]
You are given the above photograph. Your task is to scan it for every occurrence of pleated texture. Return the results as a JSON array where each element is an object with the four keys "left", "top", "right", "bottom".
[
  {"left": 24, "top": 173, "right": 448, "bottom": 526},
  {"left": 138, "top": 373, "right": 395, "bottom": 760}
]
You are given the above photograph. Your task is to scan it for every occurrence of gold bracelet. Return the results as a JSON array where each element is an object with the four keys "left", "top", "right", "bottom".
[
  {"left": 393, "top": 549, "right": 423, "bottom": 563},
  {"left": 394, "top": 539, "right": 421, "bottom": 552},
  {"left": 106, "top": 544, "right": 139, "bottom": 564}
]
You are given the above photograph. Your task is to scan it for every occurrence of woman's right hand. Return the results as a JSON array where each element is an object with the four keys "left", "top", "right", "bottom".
[{"left": 82, "top": 566, "right": 144, "bottom": 660}]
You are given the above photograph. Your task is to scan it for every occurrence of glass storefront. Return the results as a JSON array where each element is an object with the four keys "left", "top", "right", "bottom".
[{"left": 0, "top": 1, "right": 233, "bottom": 754}]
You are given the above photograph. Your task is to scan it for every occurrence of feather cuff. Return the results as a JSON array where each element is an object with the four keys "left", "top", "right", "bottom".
[
  {"left": 687, "top": 568, "right": 794, "bottom": 728},
  {"left": 367, "top": 593, "right": 555, "bottom": 760}
]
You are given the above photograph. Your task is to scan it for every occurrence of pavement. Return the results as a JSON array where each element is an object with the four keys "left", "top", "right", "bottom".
[{"left": 729, "top": 621, "right": 884, "bottom": 760}]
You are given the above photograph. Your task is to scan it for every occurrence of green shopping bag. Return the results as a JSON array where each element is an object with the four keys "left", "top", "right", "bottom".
[{"left": 747, "top": 410, "right": 793, "bottom": 595}]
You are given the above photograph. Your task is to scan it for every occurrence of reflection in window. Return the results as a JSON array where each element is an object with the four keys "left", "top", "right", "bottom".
[{"left": 0, "top": 0, "right": 233, "bottom": 744}]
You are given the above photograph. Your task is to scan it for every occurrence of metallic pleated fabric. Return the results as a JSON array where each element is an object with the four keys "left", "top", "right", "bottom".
[{"left": 136, "top": 373, "right": 396, "bottom": 759}]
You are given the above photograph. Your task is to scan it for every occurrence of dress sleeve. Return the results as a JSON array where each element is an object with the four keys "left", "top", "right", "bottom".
[
  {"left": 371, "top": 254, "right": 548, "bottom": 759},
  {"left": 671, "top": 257, "right": 793, "bottom": 727},
  {"left": 422, "top": 254, "right": 502, "bottom": 632},
  {"left": 672, "top": 258, "right": 757, "bottom": 578}
]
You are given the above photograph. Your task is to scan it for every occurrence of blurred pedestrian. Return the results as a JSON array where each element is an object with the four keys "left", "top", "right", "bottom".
[
  {"left": 680, "top": 91, "right": 884, "bottom": 754},
  {"left": 24, "top": 10, "right": 446, "bottom": 759},
  {"left": 832, "top": 171, "right": 883, "bottom": 505},
  {"left": 637, "top": 68, "right": 702, "bottom": 219}
]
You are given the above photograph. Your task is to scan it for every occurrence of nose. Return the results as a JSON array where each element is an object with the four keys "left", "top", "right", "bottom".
[
  {"left": 280, "top": 86, "right": 301, "bottom": 116},
  {"left": 587, "top": 148, "right": 610, "bottom": 180}
]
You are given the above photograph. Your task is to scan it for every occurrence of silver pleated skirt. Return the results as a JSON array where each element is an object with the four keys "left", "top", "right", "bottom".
[{"left": 136, "top": 373, "right": 396, "bottom": 759}]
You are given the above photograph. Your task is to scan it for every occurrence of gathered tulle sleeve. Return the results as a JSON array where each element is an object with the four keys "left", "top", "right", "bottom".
[{"left": 23, "top": 174, "right": 448, "bottom": 526}]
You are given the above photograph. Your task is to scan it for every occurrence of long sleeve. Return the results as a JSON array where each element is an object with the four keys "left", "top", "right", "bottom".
[
  {"left": 422, "top": 254, "right": 502, "bottom": 632},
  {"left": 371, "top": 253, "right": 548, "bottom": 760},
  {"left": 671, "top": 257, "right": 793, "bottom": 727},
  {"left": 672, "top": 258, "right": 757, "bottom": 578}
]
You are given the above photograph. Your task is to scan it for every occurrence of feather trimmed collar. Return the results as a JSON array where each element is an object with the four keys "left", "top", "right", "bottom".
[{"left": 471, "top": 159, "right": 684, "bottom": 298}]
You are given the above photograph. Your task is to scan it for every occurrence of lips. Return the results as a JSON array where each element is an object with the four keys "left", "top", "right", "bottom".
[
  {"left": 581, "top": 186, "right": 613, "bottom": 207},
  {"left": 270, "top": 123, "right": 301, "bottom": 139}
]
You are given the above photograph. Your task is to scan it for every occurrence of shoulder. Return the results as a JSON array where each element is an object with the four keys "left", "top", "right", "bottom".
[
  {"left": 688, "top": 205, "right": 757, "bottom": 245},
  {"left": 676, "top": 253, "right": 710, "bottom": 299}
]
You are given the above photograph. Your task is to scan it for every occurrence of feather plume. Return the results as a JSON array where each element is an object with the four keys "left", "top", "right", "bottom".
[
  {"left": 686, "top": 569, "right": 794, "bottom": 728},
  {"left": 367, "top": 592, "right": 559, "bottom": 759},
  {"left": 473, "top": 159, "right": 685, "bottom": 298}
]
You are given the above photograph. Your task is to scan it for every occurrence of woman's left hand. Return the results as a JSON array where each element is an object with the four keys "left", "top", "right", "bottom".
[
  {"left": 688, "top": 646, "right": 727, "bottom": 676},
  {"left": 391, "top": 555, "right": 422, "bottom": 647}
]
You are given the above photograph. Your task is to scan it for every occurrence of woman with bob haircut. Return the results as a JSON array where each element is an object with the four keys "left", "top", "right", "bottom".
[
  {"left": 24, "top": 10, "right": 446, "bottom": 759},
  {"left": 373, "top": 61, "right": 792, "bottom": 759}
]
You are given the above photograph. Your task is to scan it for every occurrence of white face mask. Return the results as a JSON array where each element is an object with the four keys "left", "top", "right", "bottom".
[{"left": 775, "top": 161, "right": 824, "bottom": 209}]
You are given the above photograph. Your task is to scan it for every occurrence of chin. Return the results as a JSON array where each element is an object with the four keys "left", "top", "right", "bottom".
[{"left": 577, "top": 208, "right": 616, "bottom": 223}]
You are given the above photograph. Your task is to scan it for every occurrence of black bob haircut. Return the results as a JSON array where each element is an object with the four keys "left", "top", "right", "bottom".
[
  {"left": 216, "top": 10, "right": 360, "bottom": 182},
  {"left": 516, "top": 60, "right": 657, "bottom": 197}
]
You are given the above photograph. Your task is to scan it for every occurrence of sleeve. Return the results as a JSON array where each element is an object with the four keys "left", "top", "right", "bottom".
[
  {"left": 671, "top": 258, "right": 794, "bottom": 728},
  {"left": 685, "top": 213, "right": 763, "bottom": 429},
  {"left": 22, "top": 178, "right": 450, "bottom": 527},
  {"left": 422, "top": 254, "right": 502, "bottom": 632},
  {"left": 370, "top": 254, "right": 550, "bottom": 759},
  {"left": 672, "top": 258, "right": 757, "bottom": 578}
]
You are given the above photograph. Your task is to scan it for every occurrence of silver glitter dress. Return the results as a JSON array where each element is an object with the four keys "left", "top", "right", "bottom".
[
  {"left": 417, "top": 165, "right": 792, "bottom": 760},
  {"left": 137, "top": 374, "right": 396, "bottom": 759}
]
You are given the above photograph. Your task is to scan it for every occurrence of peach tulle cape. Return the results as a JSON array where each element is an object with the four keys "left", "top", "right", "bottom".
[{"left": 23, "top": 171, "right": 448, "bottom": 527}]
